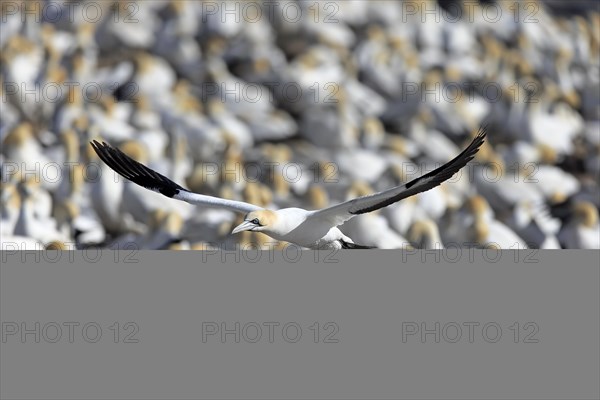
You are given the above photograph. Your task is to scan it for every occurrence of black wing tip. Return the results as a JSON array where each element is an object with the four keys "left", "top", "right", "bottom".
[
  {"left": 462, "top": 125, "right": 487, "bottom": 165},
  {"left": 89, "top": 140, "right": 186, "bottom": 198},
  {"left": 89, "top": 140, "right": 111, "bottom": 155},
  {"left": 477, "top": 122, "right": 490, "bottom": 136},
  {"left": 474, "top": 125, "right": 488, "bottom": 145},
  {"left": 90, "top": 139, "right": 105, "bottom": 147},
  {"left": 340, "top": 240, "right": 377, "bottom": 249}
]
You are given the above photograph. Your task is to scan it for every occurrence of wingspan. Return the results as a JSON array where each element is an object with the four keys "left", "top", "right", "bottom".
[
  {"left": 311, "top": 126, "right": 487, "bottom": 226},
  {"left": 90, "top": 141, "right": 262, "bottom": 214}
]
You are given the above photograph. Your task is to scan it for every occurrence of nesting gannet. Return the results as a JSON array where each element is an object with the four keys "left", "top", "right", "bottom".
[
  {"left": 53, "top": 200, "right": 106, "bottom": 247},
  {"left": 354, "top": 26, "right": 400, "bottom": 98},
  {"left": 408, "top": 219, "right": 444, "bottom": 250},
  {"left": 90, "top": 127, "right": 486, "bottom": 249},
  {"left": 2, "top": 123, "right": 52, "bottom": 187},
  {"left": 153, "top": 2, "right": 203, "bottom": 79},
  {"left": 13, "top": 178, "right": 67, "bottom": 244},
  {"left": 88, "top": 97, "right": 136, "bottom": 141},
  {"left": 451, "top": 195, "right": 528, "bottom": 249},
  {"left": 2, "top": 36, "right": 44, "bottom": 102},
  {"left": 131, "top": 52, "right": 177, "bottom": 100},
  {"left": 557, "top": 202, "right": 600, "bottom": 249}
]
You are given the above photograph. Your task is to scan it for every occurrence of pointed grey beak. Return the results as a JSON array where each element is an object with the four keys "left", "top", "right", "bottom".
[{"left": 232, "top": 220, "right": 255, "bottom": 234}]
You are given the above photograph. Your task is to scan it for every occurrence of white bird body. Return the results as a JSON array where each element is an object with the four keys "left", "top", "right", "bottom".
[
  {"left": 2, "top": 123, "right": 55, "bottom": 190},
  {"left": 531, "top": 165, "right": 581, "bottom": 200},
  {"left": 416, "top": 187, "right": 448, "bottom": 221},
  {"left": 0, "top": 234, "right": 45, "bottom": 251},
  {"left": 239, "top": 208, "right": 351, "bottom": 250},
  {"left": 529, "top": 101, "right": 584, "bottom": 156},
  {"left": 410, "top": 127, "right": 460, "bottom": 163},
  {"left": 354, "top": 30, "right": 401, "bottom": 97},
  {"left": 90, "top": 128, "right": 487, "bottom": 249},
  {"left": 559, "top": 222, "right": 600, "bottom": 250},
  {"left": 88, "top": 104, "right": 135, "bottom": 142},
  {"left": 334, "top": 148, "right": 389, "bottom": 183},
  {"left": 14, "top": 190, "right": 67, "bottom": 244},
  {"left": 1, "top": 183, "right": 20, "bottom": 236},
  {"left": 557, "top": 202, "right": 600, "bottom": 249},
  {"left": 482, "top": 220, "right": 528, "bottom": 249},
  {"left": 474, "top": 167, "right": 543, "bottom": 213},
  {"left": 134, "top": 54, "right": 177, "bottom": 100}
]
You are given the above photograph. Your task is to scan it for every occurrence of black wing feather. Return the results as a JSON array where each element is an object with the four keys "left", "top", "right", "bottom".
[
  {"left": 350, "top": 126, "right": 487, "bottom": 215},
  {"left": 90, "top": 140, "right": 188, "bottom": 198}
]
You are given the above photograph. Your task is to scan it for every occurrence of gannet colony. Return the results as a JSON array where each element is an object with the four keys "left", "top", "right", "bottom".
[{"left": 1, "top": 1, "right": 599, "bottom": 250}]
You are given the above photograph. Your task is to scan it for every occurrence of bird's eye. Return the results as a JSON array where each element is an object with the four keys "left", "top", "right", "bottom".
[{"left": 251, "top": 218, "right": 260, "bottom": 225}]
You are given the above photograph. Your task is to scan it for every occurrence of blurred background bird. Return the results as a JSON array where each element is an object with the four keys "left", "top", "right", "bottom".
[{"left": 1, "top": 0, "right": 598, "bottom": 249}]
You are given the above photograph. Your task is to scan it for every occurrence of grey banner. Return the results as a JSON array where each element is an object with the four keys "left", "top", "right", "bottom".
[{"left": 1, "top": 250, "right": 599, "bottom": 400}]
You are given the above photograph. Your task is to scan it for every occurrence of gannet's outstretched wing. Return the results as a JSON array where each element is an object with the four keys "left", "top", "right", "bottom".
[
  {"left": 90, "top": 141, "right": 262, "bottom": 214},
  {"left": 310, "top": 126, "right": 487, "bottom": 227}
]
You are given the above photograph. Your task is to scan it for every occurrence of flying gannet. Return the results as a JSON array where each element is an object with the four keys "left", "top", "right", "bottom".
[{"left": 90, "top": 127, "right": 486, "bottom": 249}]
